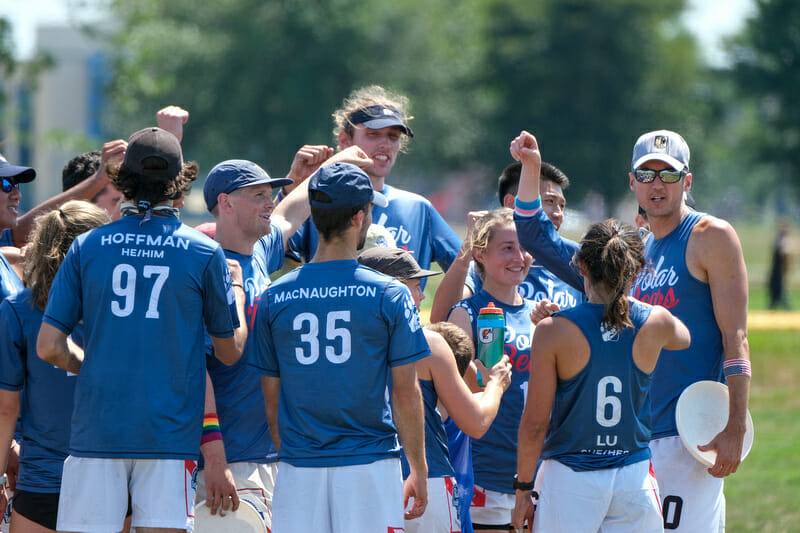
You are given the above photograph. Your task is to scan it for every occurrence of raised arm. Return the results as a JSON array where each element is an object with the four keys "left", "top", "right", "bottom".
[
  {"left": 510, "top": 130, "right": 583, "bottom": 291},
  {"left": 156, "top": 105, "right": 190, "bottom": 142},
  {"left": 11, "top": 139, "right": 126, "bottom": 246},
  {"left": 273, "top": 145, "right": 373, "bottom": 251},
  {"left": 430, "top": 211, "right": 485, "bottom": 323}
]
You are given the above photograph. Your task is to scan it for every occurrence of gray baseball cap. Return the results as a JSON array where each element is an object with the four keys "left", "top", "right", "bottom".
[{"left": 632, "top": 130, "right": 690, "bottom": 172}]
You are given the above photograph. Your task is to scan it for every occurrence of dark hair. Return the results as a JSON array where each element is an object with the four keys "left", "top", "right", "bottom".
[
  {"left": 425, "top": 322, "right": 475, "bottom": 377},
  {"left": 497, "top": 161, "right": 570, "bottom": 206},
  {"left": 309, "top": 191, "right": 369, "bottom": 241},
  {"left": 107, "top": 161, "right": 198, "bottom": 205},
  {"left": 62, "top": 151, "right": 101, "bottom": 192},
  {"left": 575, "top": 219, "right": 645, "bottom": 331}
]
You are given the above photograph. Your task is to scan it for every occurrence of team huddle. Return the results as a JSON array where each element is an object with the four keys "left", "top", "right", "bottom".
[{"left": 0, "top": 86, "right": 751, "bottom": 533}]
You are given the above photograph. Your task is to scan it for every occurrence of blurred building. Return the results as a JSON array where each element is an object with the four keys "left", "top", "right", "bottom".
[{"left": 1, "top": 24, "right": 107, "bottom": 210}]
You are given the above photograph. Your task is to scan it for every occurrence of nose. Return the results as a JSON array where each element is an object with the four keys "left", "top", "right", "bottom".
[{"left": 8, "top": 186, "right": 21, "bottom": 201}]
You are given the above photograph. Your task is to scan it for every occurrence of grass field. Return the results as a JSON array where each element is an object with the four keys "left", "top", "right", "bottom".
[{"left": 419, "top": 218, "right": 799, "bottom": 531}]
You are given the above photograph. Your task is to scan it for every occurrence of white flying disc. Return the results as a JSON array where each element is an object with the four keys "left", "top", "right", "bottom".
[
  {"left": 675, "top": 380, "right": 754, "bottom": 467},
  {"left": 194, "top": 496, "right": 269, "bottom": 533}
]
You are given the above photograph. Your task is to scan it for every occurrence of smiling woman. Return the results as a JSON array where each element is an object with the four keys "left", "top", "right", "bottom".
[{"left": 446, "top": 207, "right": 536, "bottom": 532}]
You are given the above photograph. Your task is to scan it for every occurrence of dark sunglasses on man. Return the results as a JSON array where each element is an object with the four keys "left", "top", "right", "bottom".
[
  {"left": 1, "top": 178, "right": 20, "bottom": 194},
  {"left": 633, "top": 168, "right": 686, "bottom": 184}
]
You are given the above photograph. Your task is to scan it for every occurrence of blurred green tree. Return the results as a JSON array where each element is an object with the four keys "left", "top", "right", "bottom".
[{"left": 729, "top": 0, "right": 800, "bottom": 194}]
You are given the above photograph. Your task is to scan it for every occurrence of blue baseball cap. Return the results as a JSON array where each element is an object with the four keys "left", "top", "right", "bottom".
[
  {"left": 0, "top": 154, "right": 36, "bottom": 182},
  {"left": 309, "top": 163, "right": 388, "bottom": 209},
  {"left": 204, "top": 159, "right": 294, "bottom": 211}
]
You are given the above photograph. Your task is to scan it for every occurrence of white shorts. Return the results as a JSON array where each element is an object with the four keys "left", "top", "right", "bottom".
[
  {"left": 651, "top": 436, "right": 726, "bottom": 532},
  {"left": 532, "top": 459, "right": 662, "bottom": 533},
  {"left": 57, "top": 456, "right": 196, "bottom": 533},
  {"left": 196, "top": 461, "right": 277, "bottom": 529},
  {"left": 469, "top": 485, "right": 514, "bottom": 527},
  {"left": 271, "top": 458, "right": 404, "bottom": 532},
  {"left": 404, "top": 476, "right": 460, "bottom": 533}
]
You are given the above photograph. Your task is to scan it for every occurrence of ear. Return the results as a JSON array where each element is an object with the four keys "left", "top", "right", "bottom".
[
  {"left": 502, "top": 193, "right": 515, "bottom": 208},
  {"left": 684, "top": 172, "right": 692, "bottom": 192},
  {"left": 338, "top": 130, "right": 354, "bottom": 149},
  {"left": 352, "top": 208, "right": 366, "bottom": 229},
  {"left": 217, "top": 193, "right": 232, "bottom": 213},
  {"left": 628, "top": 172, "right": 636, "bottom": 192}
]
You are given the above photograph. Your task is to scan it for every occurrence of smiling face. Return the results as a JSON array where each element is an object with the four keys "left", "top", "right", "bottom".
[
  {"left": 225, "top": 183, "right": 275, "bottom": 240},
  {"left": 629, "top": 160, "right": 692, "bottom": 221},
  {"left": 474, "top": 222, "right": 533, "bottom": 288},
  {"left": 0, "top": 179, "right": 22, "bottom": 230},
  {"left": 339, "top": 125, "right": 404, "bottom": 182}
]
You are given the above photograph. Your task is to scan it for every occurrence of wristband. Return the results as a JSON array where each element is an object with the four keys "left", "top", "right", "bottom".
[
  {"left": 514, "top": 196, "right": 541, "bottom": 217},
  {"left": 231, "top": 282, "right": 244, "bottom": 290},
  {"left": 723, "top": 358, "right": 751, "bottom": 378},
  {"left": 201, "top": 414, "right": 223, "bottom": 445},
  {"left": 512, "top": 474, "right": 534, "bottom": 492}
]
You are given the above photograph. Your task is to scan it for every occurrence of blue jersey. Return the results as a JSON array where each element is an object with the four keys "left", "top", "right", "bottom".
[
  {"left": 250, "top": 260, "right": 430, "bottom": 467},
  {"left": 631, "top": 212, "right": 723, "bottom": 438},
  {"left": 450, "top": 289, "right": 534, "bottom": 494},
  {"left": 515, "top": 206, "right": 725, "bottom": 440},
  {"left": 204, "top": 226, "right": 284, "bottom": 466},
  {"left": 0, "top": 229, "right": 13, "bottom": 247},
  {"left": 287, "top": 184, "right": 461, "bottom": 287},
  {"left": 401, "top": 379, "right": 453, "bottom": 479},
  {"left": 0, "top": 289, "right": 79, "bottom": 492},
  {"left": 466, "top": 260, "right": 585, "bottom": 310},
  {"left": 543, "top": 300, "right": 654, "bottom": 471},
  {"left": 42, "top": 214, "right": 238, "bottom": 460},
  {"left": 0, "top": 250, "right": 23, "bottom": 301}
]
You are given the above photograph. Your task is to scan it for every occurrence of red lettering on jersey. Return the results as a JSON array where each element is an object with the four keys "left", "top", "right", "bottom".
[
  {"left": 632, "top": 286, "right": 679, "bottom": 310},
  {"left": 506, "top": 344, "right": 530, "bottom": 372},
  {"left": 388, "top": 528, "right": 405, "bottom": 532}
]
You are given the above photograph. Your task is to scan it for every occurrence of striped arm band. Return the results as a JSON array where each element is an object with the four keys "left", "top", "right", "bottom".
[
  {"left": 201, "top": 414, "right": 223, "bottom": 444},
  {"left": 723, "top": 358, "right": 752, "bottom": 378},
  {"left": 514, "top": 196, "right": 541, "bottom": 217}
]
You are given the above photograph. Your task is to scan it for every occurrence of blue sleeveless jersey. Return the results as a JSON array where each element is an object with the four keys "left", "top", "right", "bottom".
[
  {"left": 466, "top": 260, "right": 585, "bottom": 310},
  {"left": 250, "top": 260, "right": 431, "bottom": 467},
  {"left": 516, "top": 207, "right": 726, "bottom": 440},
  {"left": 631, "top": 212, "right": 724, "bottom": 438},
  {"left": 543, "top": 300, "right": 654, "bottom": 471},
  {"left": 450, "top": 289, "right": 534, "bottom": 493},
  {"left": 203, "top": 225, "right": 285, "bottom": 466},
  {"left": 287, "top": 184, "right": 461, "bottom": 287},
  {"left": 0, "top": 250, "right": 23, "bottom": 301},
  {"left": 0, "top": 289, "right": 78, "bottom": 492},
  {"left": 401, "top": 379, "right": 453, "bottom": 479},
  {"left": 42, "top": 214, "right": 238, "bottom": 459}
]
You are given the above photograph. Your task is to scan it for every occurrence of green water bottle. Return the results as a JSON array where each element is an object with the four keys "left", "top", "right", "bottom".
[{"left": 477, "top": 302, "right": 505, "bottom": 386}]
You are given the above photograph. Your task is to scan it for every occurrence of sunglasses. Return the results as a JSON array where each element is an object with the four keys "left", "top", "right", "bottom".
[
  {"left": 1, "top": 178, "right": 20, "bottom": 194},
  {"left": 633, "top": 169, "right": 686, "bottom": 184}
]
